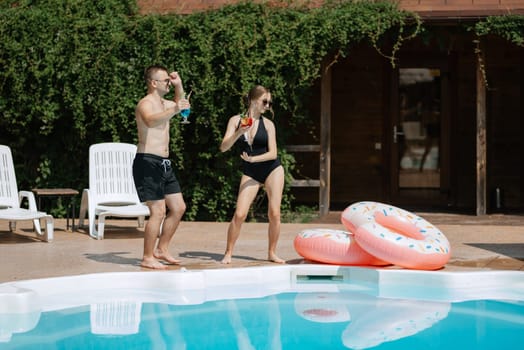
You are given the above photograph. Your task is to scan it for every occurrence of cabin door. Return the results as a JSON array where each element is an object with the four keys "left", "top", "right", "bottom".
[{"left": 389, "top": 60, "right": 451, "bottom": 206}]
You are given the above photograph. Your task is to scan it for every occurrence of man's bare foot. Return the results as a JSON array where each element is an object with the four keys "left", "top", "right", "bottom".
[
  {"left": 269, "top": 253, "right": 285, "bottom": 264},
  {"left": 141, "top": 257, "right": 167, "bottom": 270},
  {"left": 154, "top": 250, "right": 182, "bottom": 265},
  {"left": 221, "top": 254, "right": 232, "bottom": 264}
]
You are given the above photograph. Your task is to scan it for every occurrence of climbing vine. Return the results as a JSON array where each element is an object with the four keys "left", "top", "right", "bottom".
[
  {"left": 0, "top": 0, "right": 420, "bottom": 220},
  {"left": 474, "top": 14, "right": 524, "bottom": 47},
  {"left": 471, "top": 14, "right": 524, "bottom": 87}
]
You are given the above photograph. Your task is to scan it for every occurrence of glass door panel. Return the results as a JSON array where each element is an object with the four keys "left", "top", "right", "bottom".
[{"left": 398, "top": 68, "right": 441, "bottom": 190}]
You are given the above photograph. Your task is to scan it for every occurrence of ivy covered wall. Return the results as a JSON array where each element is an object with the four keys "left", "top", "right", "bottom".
[
  {"left": 1, "top": 0, "right": 522, "bottom": 219},
  {"left": 0, "top": 0, "right": 418, "bottom": 220}
]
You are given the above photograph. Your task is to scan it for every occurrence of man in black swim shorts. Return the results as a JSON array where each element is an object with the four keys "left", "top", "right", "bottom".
[
  {"left": 133, "top": 154, "right": 181, "bottom": 201},
  {"left": 133, "top": 65, "right": 190, "bottom": 270}
]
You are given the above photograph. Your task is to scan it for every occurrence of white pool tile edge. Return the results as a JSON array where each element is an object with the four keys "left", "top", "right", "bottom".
[{"left": 1, "top": 265, "right": 523, "bottom": 315}]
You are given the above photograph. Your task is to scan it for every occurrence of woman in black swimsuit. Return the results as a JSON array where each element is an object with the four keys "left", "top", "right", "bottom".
[{"left": 219, "top": 85, "right": 285, "bottom": 264}]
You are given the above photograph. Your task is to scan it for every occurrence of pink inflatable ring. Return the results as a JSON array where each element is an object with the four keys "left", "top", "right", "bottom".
[
  {"left": 294, "top": 228, "right": 388, "bottom": 266},
  {"left": 341, "top": 201, "right": 451, "bottom": 270}
]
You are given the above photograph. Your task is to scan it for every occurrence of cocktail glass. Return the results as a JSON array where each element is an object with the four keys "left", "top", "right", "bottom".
[{"left": 180, "top": 90, "right": 192, "bottom": 124}]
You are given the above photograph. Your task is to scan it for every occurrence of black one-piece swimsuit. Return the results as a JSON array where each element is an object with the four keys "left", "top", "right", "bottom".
[{"left": 238, "top": 117, "right": 281, "bottom": 184}]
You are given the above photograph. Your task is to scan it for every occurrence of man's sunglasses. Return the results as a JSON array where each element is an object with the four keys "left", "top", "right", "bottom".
[{"left": 152, "top": 78, "right": 170, "bottom": 85}]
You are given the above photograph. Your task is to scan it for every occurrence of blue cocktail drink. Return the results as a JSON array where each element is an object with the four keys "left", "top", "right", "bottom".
[{"left": 180, "top": 90, "right": 192, "bottom": 124}]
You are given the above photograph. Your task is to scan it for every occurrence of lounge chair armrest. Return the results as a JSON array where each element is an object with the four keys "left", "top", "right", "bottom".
[{"left": 19, "top": 190, "right": 39, "bottom": 211}]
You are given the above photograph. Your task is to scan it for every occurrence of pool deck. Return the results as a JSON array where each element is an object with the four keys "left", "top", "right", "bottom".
[{"left": 1, "top": 212, "right": 523, "bottom": 283}]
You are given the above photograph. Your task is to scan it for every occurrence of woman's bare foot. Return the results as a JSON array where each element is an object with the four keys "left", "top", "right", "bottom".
[
  {"left": 269, "top": 253, "right": 285, "bottom": 264},
  {"left": 221, "top": 253, "right": 232, "bottom": 264},
  {"left": 154, "top": 250, "right": 182, "bottom": 265},
  {"left": 141, "top": 257, "right": 167, "bottom": 270}
]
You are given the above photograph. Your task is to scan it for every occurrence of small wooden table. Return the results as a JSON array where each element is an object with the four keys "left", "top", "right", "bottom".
[{"left": 32, "top": 188, "right": 79, "bottom": 231}]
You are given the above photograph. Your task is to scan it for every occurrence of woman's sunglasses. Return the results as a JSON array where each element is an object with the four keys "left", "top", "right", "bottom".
[{"left": 262, "top": 99, "right": 273, "bottom": 107}]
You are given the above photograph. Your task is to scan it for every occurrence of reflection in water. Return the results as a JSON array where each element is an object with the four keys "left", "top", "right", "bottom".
[
  {"left": 0, "top": 311, "right": 41, "bottom": 343},
  {"left": 295, "top": 291, "right": 450, "bottom": 349},
  {"left": 294, "top": 292, "right": 355, "bottom": 323},
  {"left": 224, "top": 299, "right": 256, "bottom": 350},
  {"left": 143, "top": 303, "right": 187, "bottom": 350},
  {"left": 90, "top": 301, "right": 142, "bottom": 335},
  {"left": 0, "top": 286, "right": 41, "bottom": 343},
  {"left": 223, "top": 295, "right": 282, "bottom": 350},
  {"left": 3, "top": 288, "right": 523, "bottom": 349},
  {"left": 342, "top": 298, "right": 450, "bottom": 349}
]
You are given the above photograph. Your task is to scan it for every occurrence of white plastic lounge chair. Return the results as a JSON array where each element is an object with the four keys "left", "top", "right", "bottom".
[
  {"left": 0, "top": 145, "right": 54, "bottom": 242},
  {"left": 78, "top": 142, "right": 149, "bottom": 239}
]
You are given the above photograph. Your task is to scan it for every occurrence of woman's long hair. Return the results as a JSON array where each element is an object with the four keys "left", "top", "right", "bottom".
[{"left": 244, "top": 85, "right": 274, "bottom": 118}]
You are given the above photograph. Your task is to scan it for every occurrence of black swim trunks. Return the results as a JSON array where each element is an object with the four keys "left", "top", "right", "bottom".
[
  {"left": 132, "top": 153, "right": 181, "bottom": 202},
  {"left": 238, "top": 117, "right": 281, "bottom": 184}
]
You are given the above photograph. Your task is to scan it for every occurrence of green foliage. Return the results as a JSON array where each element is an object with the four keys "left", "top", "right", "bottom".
[
  {"left": 473, "top": 15, "right": 524, "bottom": 47},
  {"left": 469, "top": 15, "right": 524, "bottom": 87},
  {"left": 0, "top": 0, "right": 419, "bottom": 220},
  {"left": 282, "top": 205, "right": 319, "bottom": 223}
]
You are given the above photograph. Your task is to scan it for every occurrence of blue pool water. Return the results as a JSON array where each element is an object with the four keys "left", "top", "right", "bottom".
[{"left": 1, "top": 266, "right": 523, "bottom": 349}]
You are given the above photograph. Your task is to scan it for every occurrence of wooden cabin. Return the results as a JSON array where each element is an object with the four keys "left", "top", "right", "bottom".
[{"left": 138, "top": 0, "right": 524, "bottom": 215}]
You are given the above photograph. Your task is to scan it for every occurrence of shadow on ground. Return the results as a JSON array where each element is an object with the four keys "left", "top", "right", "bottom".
[
  {"left": 180, "top": 251, "right": 267, "bottom": 263},
  {"left": 84, "top": 252, "right": 142, "bottom": 266},
  {"left": 466, "top": 243, "right": 524, "bottom": 261}
]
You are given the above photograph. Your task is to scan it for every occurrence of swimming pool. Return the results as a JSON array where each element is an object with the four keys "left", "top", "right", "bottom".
[{"left": 1, "top": 266, "right": 523, "bottom": 349}]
